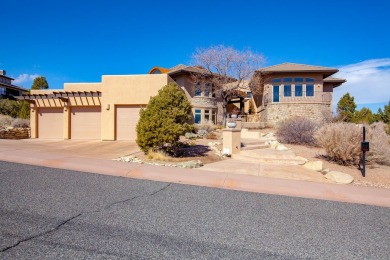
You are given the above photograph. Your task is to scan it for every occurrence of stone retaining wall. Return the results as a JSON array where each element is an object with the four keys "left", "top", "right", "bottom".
[
  {"left": 262, "top": 103, "right": 331, "bottom": 127},
  {"left": 0, "top": 128, "right": 30, "bottom": 139}
]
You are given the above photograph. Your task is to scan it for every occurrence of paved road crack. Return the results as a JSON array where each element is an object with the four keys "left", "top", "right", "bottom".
[
  {"left": 0, "top": 213, "right": 82, "bottom": 253},
  {"left": 0, "top": 183, "right": 172, "bottom": 253}
]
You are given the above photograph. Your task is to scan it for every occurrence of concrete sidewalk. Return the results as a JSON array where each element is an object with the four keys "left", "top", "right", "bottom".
[{"left": 1, "top": 139, "right": 389, "bottom": 207}]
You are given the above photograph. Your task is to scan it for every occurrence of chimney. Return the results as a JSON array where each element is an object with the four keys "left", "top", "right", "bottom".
[{"left": 0, "top": 70, "right": 6, "bottom": 76}]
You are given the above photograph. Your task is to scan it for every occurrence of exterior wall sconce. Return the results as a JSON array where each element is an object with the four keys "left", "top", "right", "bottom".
[{"left": 106, "top": 104, "right": 110, "bottom": 110}]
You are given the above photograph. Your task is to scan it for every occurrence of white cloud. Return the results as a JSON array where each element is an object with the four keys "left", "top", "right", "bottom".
[
  {"left": 13, "top": 73, "right": 40, "bottom": 85},
  {"left": 333, "top": 58, "right": 390, "bottom": 105}
]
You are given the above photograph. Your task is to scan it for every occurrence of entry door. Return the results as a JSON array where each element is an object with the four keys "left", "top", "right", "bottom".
[{"left": 273, "top": 86, "right": 280, "bottom": 102}]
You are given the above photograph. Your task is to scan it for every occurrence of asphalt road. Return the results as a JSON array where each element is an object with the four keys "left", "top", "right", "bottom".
[{"left": 0, "top": 161, "right": 389, "bottom": 259}]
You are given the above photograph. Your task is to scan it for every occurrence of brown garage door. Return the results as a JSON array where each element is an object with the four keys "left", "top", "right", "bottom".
[
  {"left": 116, "top": 106, "right": 141, "bottom": 140},
  {"left": 71, "top": 107, "right": 101, "bottom": 140},
  {"left": 38, "top": 108, "right": 64, "bottom": 139}
]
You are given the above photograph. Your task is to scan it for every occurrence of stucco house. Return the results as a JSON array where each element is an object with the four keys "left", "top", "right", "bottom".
[
  {"left": 252, "top": 63, "right": 345, "bottom": 126},
  {"left": 0, "top": 70, "right": 27, "bottom": 99},
  {"left": 19, "top": 62, "right": 345, "bottom": 140}
]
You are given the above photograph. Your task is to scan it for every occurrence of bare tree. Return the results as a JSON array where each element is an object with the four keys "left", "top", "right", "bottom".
[{"left": 191, "top": 45, "right": 265, "bottom": 125}]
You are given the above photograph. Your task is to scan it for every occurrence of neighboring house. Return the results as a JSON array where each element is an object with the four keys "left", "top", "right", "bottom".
[
  {"left": 0, "top": 70, "right": 27, "bottom": 99},
  {"left": 253, "top": 63, "right": 345, "bottom": 126},
  {"left": 19, "top": 62, "right": 345, "bottom": 140}
]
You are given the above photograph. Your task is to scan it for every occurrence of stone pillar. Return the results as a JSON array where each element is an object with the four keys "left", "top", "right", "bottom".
[{"left": 222, "top": 119, "right": 242, "bottom": 155}]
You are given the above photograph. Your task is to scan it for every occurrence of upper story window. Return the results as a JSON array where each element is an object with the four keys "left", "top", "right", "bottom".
[
  {"left": 284, "top": 85, "right": 292, "bottom": 97},
  {"left": 306, "top": 78, "right": 314, "bottom": 82},
  {"left": 295, "top": 77, "right": 303, "bottom": 82},
  {"left": 283, "top": 78, "right": 292, "bottom": 83},
  {"left": 0, "top": 87, "right": 5, "bottom": 95},
  {"left": 194, "top": 83, "right": 201, "bottom": 96},
  {"left": 271, "top": 78, "right": 281, "bottom": 83},
  {"left": 246, "top": 92, "right": 252, "bottom": 98},
  {"left": 306, "top": 84, "right": 314, "bottom": 96},
  {"left": 152, "top": 69, "right": 161, "bottom": 74},
  {"left": 204, "top": 83, "right": 210, "bottom": 97},
  {"left": 295, "top": 85, "right": 303, "bottom": 96}
]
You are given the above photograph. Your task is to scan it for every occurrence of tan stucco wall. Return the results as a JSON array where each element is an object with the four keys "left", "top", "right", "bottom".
[
  {"left": 100, "top": 74, "right": 173, "bottom": 140},
  {"left": 30, "top": 74, "right": 174, "bottom": 140}
]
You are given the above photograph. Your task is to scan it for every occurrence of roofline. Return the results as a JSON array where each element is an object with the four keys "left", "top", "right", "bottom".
[
  {"left": 0, "top": 82, "right": 28, "bottom": 92},
  {"left": 0, "top": 74, "right": 15, "bottom": 80}
]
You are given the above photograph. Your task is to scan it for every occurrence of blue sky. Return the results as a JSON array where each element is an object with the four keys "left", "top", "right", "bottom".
[{"left": 1, "top": 0, "right": 389, "bottom": 111}]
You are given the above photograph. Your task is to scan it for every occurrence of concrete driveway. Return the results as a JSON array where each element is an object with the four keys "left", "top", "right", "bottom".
[{"left": 0, "top": 139, "right": 140, "bottom": 160}]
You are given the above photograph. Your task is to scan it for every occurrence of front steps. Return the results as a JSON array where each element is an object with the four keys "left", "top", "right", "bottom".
[{"left": 232, "top": 148, "right": 308, "bottom": 165}]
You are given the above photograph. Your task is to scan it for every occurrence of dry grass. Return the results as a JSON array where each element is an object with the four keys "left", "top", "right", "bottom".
[
  {"left": 285, "top": 143, "right": 390, "bottom": 189},
  {"left": 276, "top": 117, "right": 319, "bottom": 146},
  {"left": 315, "top": 122, "right": 390, "bottom": 166},
  {"left": 147, "top": 150, "right": 171, "bottom": 161},
  {"left": 0, "top": 114, "right": 13, "bottom": 128},
  {"left": 366, "top": 122, "right": 390, "bottom": 166},
  {"left": 315, "top": 122, "right": 361, "bottom": 165}
]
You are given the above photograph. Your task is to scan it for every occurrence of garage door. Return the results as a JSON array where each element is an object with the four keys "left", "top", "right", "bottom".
[
  {"left": 116, "top": 106, "right": 141, "bottom": 140},
  {"left": 38, "top": 108, "right": 63, "bottom": 139},
  {"left": 71, "top": 107, "right": 101, "bottom": 140}
]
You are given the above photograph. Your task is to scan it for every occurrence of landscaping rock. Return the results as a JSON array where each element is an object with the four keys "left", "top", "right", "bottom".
[
  {"left": 0, "top": 128, "right": 30, "bottom": 139},
  {"left": 176, "top": 160, "right": 203, "bottom": 168},
  {"left": 325, "top": 171, "right": 354, "bottom": 184},
  {"left": 303, "top": 161, "right": 323, "bottom": 171},
  {"left": 295, "top": 156, "right": 309, "bottom": 164},
  {"left": 269, "top": 141, "right": 279, "bottom": 149},
  {"left": 276, "top": 144, "right": 289, "bottom": 151},
  {"left": 321, "top": 168, "right": 330, "bottom": 174}
]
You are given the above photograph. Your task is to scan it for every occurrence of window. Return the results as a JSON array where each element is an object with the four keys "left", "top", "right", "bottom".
[
  {"left": 194, "top": 83, "right": 201, "bottom": 96},
  {"left": 306, "top": 85, "right": 314, "bottom": 96},
  {"left": 204, "top": 109, "right": 210, "bottom": 121},
  {"left": 295, "top": 77, "right": 303, "bottom": 82},
  {"left": 271, "top": 78, "right": 281, "bottom": 83},
  {"left": 284, "top": 85, "right": 291, "bottom": 97},
  {"left": 194, "top": 109, "right": 201, "bottom": 123},
  {"left": 295, "top": 85, "right": 303, "bottom": 96},
  {"left": 211, "top": 84, "right": 216, "bottom": 97},
  {"left": 246, "top": 92, "right": 252, "bottom": 98},
  {"left": 204, "top": 83, "right": 210, "bottom": 97},
  {"left": 284, "top": 78, "right": 292, "bottom": 83},
  {"left": 306, "top": 78, "right": 314, "bottom": 82},
  {"left": 0, "top": 87, "right": 5, "bottom": 95},
  {"left": 152, "top": 69, "right": 161, "bottom": 74}
]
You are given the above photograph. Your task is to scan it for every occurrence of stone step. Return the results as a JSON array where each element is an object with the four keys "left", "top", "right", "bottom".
[
  {"left": 241, "top": 144, "right": 269, "bottom": 151},
  {"left": 232, "top": 148, "right": 308, "bottom": 165},
  {"left": 240, "top": 148, "right": 297, "bottom": 159},
  {"left": 231, "top": 153, "right": 307, "bottom": 165}
]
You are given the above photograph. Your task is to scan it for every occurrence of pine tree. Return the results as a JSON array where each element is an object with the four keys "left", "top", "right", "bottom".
[
  {"left": 355, "top": 107, "right": 374, "bottom": 124},
  {"left": 18, "top": 101, "right": 30, "bottom": 119},
  {"left": 136, "top": 83, "right": 193, "bottom": 154},
  {"left": 336, "top": 92, "right": 357, "bottom": 122},
  {"left": 31, "top": 76, "right": 49, "bottom": 90}
]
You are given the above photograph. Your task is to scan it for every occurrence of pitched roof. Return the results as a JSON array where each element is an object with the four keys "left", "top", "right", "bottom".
[
  {"left": 167, "top": 64, "right": 211, "bottom": 76},
  {"left": 257, "top": 62, "right": 339, "bottom": 77},
  {"left": 323, "top": 77, "right": 346, "bottom": 83},
  {"left": 323, "top": 77, "right": 346, "bottom": 88}
]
